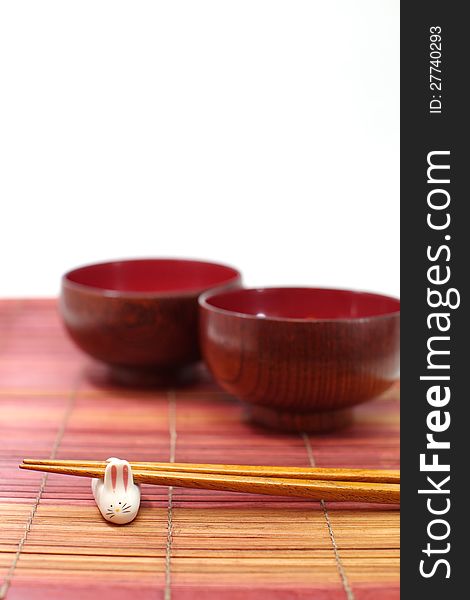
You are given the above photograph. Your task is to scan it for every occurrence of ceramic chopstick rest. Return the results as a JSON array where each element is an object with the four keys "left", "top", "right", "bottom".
[{"left": 92, "top": 457, "right": 141, "bottom": 524}]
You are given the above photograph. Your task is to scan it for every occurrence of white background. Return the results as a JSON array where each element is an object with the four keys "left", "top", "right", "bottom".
[{"left": 0, "top": 1, "right": 399, "bottom": 298}]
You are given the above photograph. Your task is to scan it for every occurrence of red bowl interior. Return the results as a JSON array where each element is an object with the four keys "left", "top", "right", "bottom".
[
  {"left": 64, "top": 259, "right": 240, "bottom": 294},
  {"left": 202, "top": 287, "right": 400, "bottom": 320}
]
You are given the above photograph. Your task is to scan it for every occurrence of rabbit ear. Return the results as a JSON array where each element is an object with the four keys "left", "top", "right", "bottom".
[
  {"left": 103, "top": 461, "right": 118, "bottom": 492},
  {"left": 119, "top": 461, "right": 134, "bottom": 490},
  {"left": 123, "top": 464, "right": 129, "bottom": 491}
]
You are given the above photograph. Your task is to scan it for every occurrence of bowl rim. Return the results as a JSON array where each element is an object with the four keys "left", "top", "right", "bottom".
[
  {"left": 62, "top": 257, "right": 242, "bottom": 299},
  {"left": 199, "top": 286, "right": 400, "bottom": 323}
]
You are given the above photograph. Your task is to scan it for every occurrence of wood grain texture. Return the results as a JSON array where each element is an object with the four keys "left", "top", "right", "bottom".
[
  {"left": 199, "top": 288, "right": 400, "bottom": 432},
  {"left": 61, "top": 259, "right": 241, "bottom": 371},
  {"left": 22, "top": 460, "right": 400, "bottom": 484},
  {"left": 0, "top": 299, "right": 400, "bottom": 599},
  {"left": 19, "top": 464, "right": 400, "bottom": 504}
]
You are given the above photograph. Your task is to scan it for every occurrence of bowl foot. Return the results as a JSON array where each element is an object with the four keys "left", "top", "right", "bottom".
[
  {"left": 246, "top": 404, "right": 354, "bottom": 433},
  {"left": 105, "top": 363, "right": 201, "bottom": 388}
]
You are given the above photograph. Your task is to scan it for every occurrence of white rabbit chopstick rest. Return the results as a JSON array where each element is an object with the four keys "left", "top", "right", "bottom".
[{"left": 92, "top": 457, "right": 141, "bottom": 524}]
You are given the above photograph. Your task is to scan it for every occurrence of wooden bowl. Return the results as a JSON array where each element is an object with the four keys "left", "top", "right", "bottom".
[
  {"left": 60, "top": 259, "right": 241, "bottom": 381},
  {"left": 199, "top": 287, "right": 400, "bottom": 432}
]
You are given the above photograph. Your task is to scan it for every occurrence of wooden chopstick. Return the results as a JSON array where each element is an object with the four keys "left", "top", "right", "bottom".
[
  {"left": 21, "top": 459, "right": 400, "bottom": 484},
  {"left": 19, "top": 463, "right": 400, "bottom": 504}
]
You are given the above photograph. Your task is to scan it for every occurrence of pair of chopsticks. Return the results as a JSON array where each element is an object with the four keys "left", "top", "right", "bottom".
[{"left": 20, "top": 459, "right": 400, "bottom": 504}]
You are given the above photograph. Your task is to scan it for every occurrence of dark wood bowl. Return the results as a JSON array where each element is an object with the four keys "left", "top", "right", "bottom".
[
  {"left": 199, "top": 287, "right": 400, "bottom": 432},
  {"left": 60, "top": 259, "right": 241, "bottom": 382}
]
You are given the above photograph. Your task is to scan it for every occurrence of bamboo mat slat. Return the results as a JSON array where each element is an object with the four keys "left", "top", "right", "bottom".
[{"left": 0, "top": 299, "right": 399, "bottom": 599}]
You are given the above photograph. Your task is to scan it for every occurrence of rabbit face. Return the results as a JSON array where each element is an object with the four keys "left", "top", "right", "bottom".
[
  {"left": 104, "top": 498, "right": 137, "bottom": 524},
  {"left": 92, "top": 458, "right": 141, "bottom": 525}
]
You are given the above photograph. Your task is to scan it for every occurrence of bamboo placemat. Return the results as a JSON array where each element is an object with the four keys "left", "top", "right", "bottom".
[{"left": 0, "top": 299, "right": 399, "bottom": 599}]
